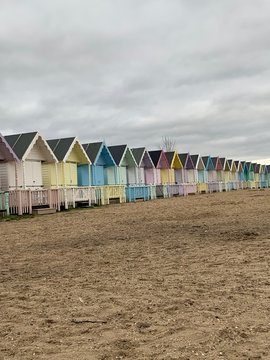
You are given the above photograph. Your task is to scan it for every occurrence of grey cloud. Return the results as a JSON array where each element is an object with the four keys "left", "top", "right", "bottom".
[{"left": 1, "top": 0, "right": 270, "bottom": 160}]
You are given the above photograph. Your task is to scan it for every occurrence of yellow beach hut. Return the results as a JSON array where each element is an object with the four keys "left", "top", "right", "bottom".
[{"left": 45, "top": 137, "right": 90, "bottom": 187}]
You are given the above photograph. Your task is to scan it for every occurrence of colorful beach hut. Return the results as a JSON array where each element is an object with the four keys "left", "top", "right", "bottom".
[
  {"left": 148, "top": 150, "right": 170, "bottom": 197},
  {"left": 240, "top": 161, "right": 248, "bottom": 188},
  {"left": 219, "top": 158, "right": 230, "bottom": 191},
  {"left": 0, "top": 133, "right": 19, "bottom": 191},
  {"left": 254, "top": 163, "right": 261, "bottom": 189},
  {"left": 211, "top": 157, "right": 224, "bottom": 192},
  {"left": 148, "top": 150, "right": 170, "bottom": 185},
  {"left": 4, "top": 132, "right": 57, "bottom": 189},
  {"left": 191, "top": 155, "right": 208, "bottom": 193},
  {"left": 164, "top": 151, "right": 185, "bottom": 196},
  {"left": 201, "top": 156, "right": 215, "bottom": 187},
  {"left": 46, "top": 137, "right": 90, "bottom": 187},
  {"left": 245, "top": 162, "right": 255, "bottom": 189},
  {"left": 260, "top": 165, "right": 268, "bottom": 188},
  {"left": 227, "top": 159, "right": 237, "bottom": 190},
  {"left": 131, "top": 148, "right": 155, "bottom": 185},
  {"left": 164, "top": 151, "right": 183, "bottom": 183},
  {"left": 78, "top": 142, "right": 116, "bottom": 186},
  {"left": 178, "top": 153, "right": 197, "bottom": 194},
  {"left": 264, "top": 165, "right": 270, "bottom": 188},
  {"left": 108, "top": 145, "right": 137, "bottom": 185},
  {"left": 234, "top": 161, "right": 243, "bottom": 189}
]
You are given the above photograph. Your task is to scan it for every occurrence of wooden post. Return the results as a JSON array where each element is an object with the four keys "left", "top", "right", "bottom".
[
  {"left": 28, "top": 190, "right": 32, "bottom": 214},
  {"left": 72, "top": 188, "right": 75, "bottom": 208},
  {"left": 48, "top": 189, "right": 52, "bottom": 208},
  {"left": 18, "top": 190, "right": 22, "bottom": 215},
  {"left": 64, "top": 188, "right": 68, "bottom": 210}
]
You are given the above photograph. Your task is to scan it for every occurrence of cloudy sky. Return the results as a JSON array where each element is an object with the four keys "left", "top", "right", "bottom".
[{"left": 1, "top": 0, "right": 270, "bottom": 160}]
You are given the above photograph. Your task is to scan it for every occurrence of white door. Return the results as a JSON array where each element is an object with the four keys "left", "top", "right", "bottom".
[{"left": 25, "top": 161, "right": 43, "bottom": 188}]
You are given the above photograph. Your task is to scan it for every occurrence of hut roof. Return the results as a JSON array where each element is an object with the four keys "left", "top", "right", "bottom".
[
  {"left": 109, "top": 145, "right": 137, "bottom": 166},
  {"left": 149, "top": 150, "right": 169, "bottom": 169},
  {"left": 47, "top": 137, "right": 89, "bottom": 163},
  {"left": 201, "top": 156, "right": 215, "bottom": 170},
  {"left": 0, "top": 133, "right": 18, "bottom": 161},
  {"left": 179, "top": 153, "right": 194, "bottom": 169},
  {"left": 190, "top": 154, "right": 199, "bottom": 168},
  {"left": 5, "top": 132, "right": 37, "bottom": 159},
  {"left": 131, "top": 147, "right": 145, "bottom": 166},
  {"left": 5, "top": 132, "right": 57, "bottom": 162},
  {"left": 83, "top": 142, "right": 102, "bottom": 163},
  {"left": 82, "top": 142, "right": 115, "bottom": 166}
]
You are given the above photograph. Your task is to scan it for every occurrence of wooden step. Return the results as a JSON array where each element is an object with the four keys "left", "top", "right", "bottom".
[{"left": 32, "top": 208, "right": 56, "bottom": 215}]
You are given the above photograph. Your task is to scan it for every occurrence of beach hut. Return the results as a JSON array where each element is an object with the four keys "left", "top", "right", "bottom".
[
  {"left": 130, "top": 148, "right": 156, "bottom": 200},
  {"left": 108, "top": 145, "right": 137, "bottom": 185},
  {"left": 148, "top": 150, "right": 170, "bottom": 185},
  {"left": 245, "top": 162, "right": 255, "bottom": 189},
  {"left": 131, "top": 147, "right": 155, "bottom": 185},
  {"left": 240, "top": 161, "right": 248, "bottom": 188},
  {"left": 78, "top": 142, "right": 116, "bottom": 186},
  {"left": 211, "top": 157, "right": 224, "bottom": 192},
  {"left": 3, "top": 132, "right": 57, "bottom": 189},
  {"left": 178, "top": 153, "right": 197, "bottom": 194},
  {"left": 0, "top": 133, "right": 19, "bottom": 191},
  {"left": 227, "top": 160, "right": 237, "bottom": 190},
  {"left": 148, "top": 150, "right": 170, "bottom": 197},
  {"left": 264, "top": 165, "right": 270, "bottom": 188},
  {"left": 164, "top": 151, "right": 185, "bottom": 196},
  {"left": 46, "top": 137, "right": 90, "bottom": 187},
  {"left": 254, "top": 163, "right": 261, "bottom": 189},
  {"left": 191, "top": 155, "right": 208, "bottom": 193},
  {"left": 260, "top": 165, "right": 268, "bottom": 188},
  {"left": 165, "top": 151, "right": 185, "bottom": 195},
  {"left": 201, "top": 156, "right": 216, "bottom": 192},
  {"left": 0, "top": 133, "right": 19, "bottom": 215},
  {"left": 219, "top": 158, "right": 230, "bottom": 191},
  {"left": 234, "top": 161, "right": 243, "bottom": 189}
]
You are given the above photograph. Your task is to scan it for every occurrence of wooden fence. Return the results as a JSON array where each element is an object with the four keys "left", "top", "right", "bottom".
[{"left": 8, "top": 189, "right": 60, "bottom": 215}]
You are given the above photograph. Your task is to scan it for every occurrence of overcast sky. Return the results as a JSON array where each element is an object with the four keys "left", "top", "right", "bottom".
[{"left": 1, "top": 0, "right": 270, "bottom": 160}]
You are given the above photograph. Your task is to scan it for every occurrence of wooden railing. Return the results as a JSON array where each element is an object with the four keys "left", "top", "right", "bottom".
[
  {"left": 102, "top": 185, "right": 126, "bottom": 204},
  {"left": 8, "top": 189, "right": 60, "bottom": 215},
  {"left": 149, "top": 185, "right": 157, "bottom": 200},
  {"left": 58, "top": 187, "right": 98, "bottom": 209},
  {"left": 197, "top": 183, "right": 208, "bottom": 194},
  {"left": 126, "top": 186, "right": 150, "bottom": 202}
]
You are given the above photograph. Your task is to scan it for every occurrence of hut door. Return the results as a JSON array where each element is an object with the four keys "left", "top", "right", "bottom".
[
  {"left": 25, "top": 161, "right": 42, "bottom": 188},
  {"left": 95, "top": 166, "right": 105, "bottom": 186}
]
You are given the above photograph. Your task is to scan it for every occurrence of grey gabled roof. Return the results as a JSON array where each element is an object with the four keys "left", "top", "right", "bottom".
[
  {"left": 227, "top": 159, "right": 233, "bottom": 169},
  {"left": 201, "top": 156, "right": 209, "bottom": 167},
  {"left": 148, "top": 150, "right": 162, "bottom": 167},
  {"left": 190, "top": 154, "right": 199, "bottom": 168},
  {"left": 165, "top": 151, "right": 175, "bottom": 166},
  {"left": 83, "top": 142, "right": 103, "bottom": 163},
  {"left": 131, "top": 148, "right": 145, "bottom": 166},
  {"left": 5, "top": 132, "right": 37, "bottom": 160},
  {"left": 108, "top": 145, "right": 127, "bottom": 166},
  {"left": 47, "top": 137, "right": 75, "bottom": 161},
  {"left": 0, "top": 133, "right": 19, "bottom": 161}
]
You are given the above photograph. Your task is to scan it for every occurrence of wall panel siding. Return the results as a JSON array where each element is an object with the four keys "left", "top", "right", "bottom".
[
  {"left": 118, "top": 167, "right": 127, "bottom": 185},
  {"left": 27, "top": 144, "right": 47, "bottom": 161},
  {"left": 127, "top": 167, "right": 137, "bottom": 185},
  {"left": 42, "top": 163, "right": 50, "bottom": 188},
  {"left": 0, "top": 162, "right": 8, "bottom": 191},
  {"left": 104, "top": 167, "right": 116, "bottom": 185}
]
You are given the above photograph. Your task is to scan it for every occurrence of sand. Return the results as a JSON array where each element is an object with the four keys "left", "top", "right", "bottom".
[{"left": 1, "top": 189, "right": 270, "bottom": 359}]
